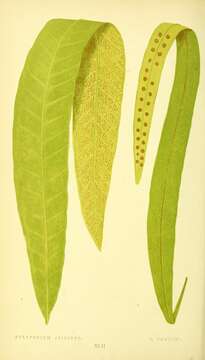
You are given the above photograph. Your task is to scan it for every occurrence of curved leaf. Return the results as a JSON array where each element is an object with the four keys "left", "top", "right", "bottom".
[
  {"left": 133, "top": 23, "right": 200, "bottom": 323},
  {"left": 13, "top": 19, "right": 125, "bottom": 323}
]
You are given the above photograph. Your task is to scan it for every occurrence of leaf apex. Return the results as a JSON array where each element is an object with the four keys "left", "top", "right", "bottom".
[
  {"left": 135, "top": 168, "right": 142, "bottom": 184},
  {"left": 93, "top": 235, "right": 103, "bottom": 251},
  {"left": 43, "top": 311, "right": 50, "bottom": 325},
  {"left": 86, "top": 221, "right": 104, "bottom": 251},
  {"left": 173, "top": 276, "right": 188, "bottom": 322}
]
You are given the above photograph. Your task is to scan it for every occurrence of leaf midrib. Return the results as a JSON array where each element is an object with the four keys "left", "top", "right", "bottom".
[
  {"left": 158, "top": 32, "right": 189, "bottom": 321},
  {"left": 40, "top": 21, "right": 78, "bottom": 322}
]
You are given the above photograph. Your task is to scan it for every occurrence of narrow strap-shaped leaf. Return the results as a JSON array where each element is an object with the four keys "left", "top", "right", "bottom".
[
  {"left": 13, "top": 19, "right": 125, "bottom": 323},
  {"left": 133, "top": 23, "right": 200, "bottom": 323}
]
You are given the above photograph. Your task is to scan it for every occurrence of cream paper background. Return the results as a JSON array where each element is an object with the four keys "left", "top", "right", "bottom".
[{"left": 1, "top": 0, "right": 205, "bottom": 359}]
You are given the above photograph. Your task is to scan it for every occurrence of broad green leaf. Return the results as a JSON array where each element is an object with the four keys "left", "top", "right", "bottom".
[
  {"left": 133, "top": 23, "right": 200, "bottom": 323},
  {"left": 13, "top": 19, "right": 125, "bottom": 323}
]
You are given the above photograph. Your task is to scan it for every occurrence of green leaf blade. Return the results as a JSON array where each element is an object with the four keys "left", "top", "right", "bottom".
[
  {"left": 134, "top": 24, "right": 200, "bottom": 323},
  {"left": 13, "top": 19, "right": 100, "bottom": 322},
  {"left": 13, "top": 19, "right": 125, "bottom": 322}
]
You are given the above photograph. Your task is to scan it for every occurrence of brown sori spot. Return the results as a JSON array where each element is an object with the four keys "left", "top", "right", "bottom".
[
  {"left": 143, "top": 132, "right": 146, "bottom": 136},
  {"left": 158, "top": 32, "right": 163, "bottom": 37},
  {"left": 136, "top": 128, "right": 140, "bottom": 132},
  {"left": 148, "top": 58, "right": 152, "bottom": 63},
  {"left": 141, "top": 149, "right": 145, "bottom": 153},
  {"left": 166, "top": 34, "right": 170, "bottom": 39},
  {"left": 143, "top": 77, "right": 147, "bottom": 81},
  {"left": 140, "top": 156, "right": 144, "bottom": 160},
  {"left": 158, "top": 52, "right": 162, "bottom": 56},
  {"left": 137, "top": 137, "right": 140, "bottom": 140},
  {"left": 155, "top": 62, "right": 159, "bottom": 66},
  {"left": 145, "top": 68, "right": 149, "bottom": 72},
  {"left": 140, "top": 97, "right": 143, "bottom": 101},
  {"left": 147, "top": 101, "right": 151, "bottom": 106},
  {"left": 136, "top": 159, "right": 139, "bottom": 164},
  {"left": 142, "top": 86, "right": 146, "bottom": 91},
  {"left": 140, "top": 163, "right": 143, "bottom": 167},
  {"left": 145, "top": 112, "right": 149, "bottom": 116},
  {"left": 162, "top": 43, "right": 167, "bottom": 48},
  {"left": 151, "top": 47, "right": 155, "bottom": 52},
  {"left": 136, "top": 145, "right": 139, "bottom": 149},
  {"left": 154, "top": 38, "right": 159, "bottom": 43},
  {"left": 142, "top": 140, "right": 145, "bottom": 144},
  {"left": 149, "top": 92, "right": 152, "bottom": 96},
  {"left": 144, "top": 122, "right": 148, "bottom": 126}
]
